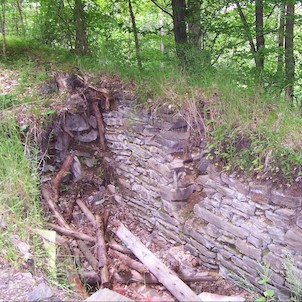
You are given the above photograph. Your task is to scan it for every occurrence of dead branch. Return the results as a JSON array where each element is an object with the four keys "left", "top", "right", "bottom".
[
  {"left": 41, "top": 186, "right": 71, "bottom": 230},
  {"left": 77, "top": 240, "right": 98, "bottom": 271},
  {"left": 108, "top": 242, "right": 133, "bottom": 255},
  {"left": 111, "top": 250, "right": 147, "bottom": 274},
  {"left": 113, "top": 270, "right": 158, "bottom": 284},
  {"left": 91, "top": 100, "right": 106, "bottom": 150},
  {"left": 115, "top": 224, "right": 201, "bottom": 301},
  {"left": 102, "top": 209, "right": 110, "bottom": 233},
  {"left": 52, "top": 153, "right": 74, "bottom": 201},
  {"left": 47, "top": 223, "right": 95, "bottom": 243},
  {"left": 96, "top": 215, "right": 110, "bottom": 287},
  {"left": 178, "top": 269, "right": 218, "bottom": 282},
  {"left": 75, "top": 198, "right": 96, "bottom": 227}
]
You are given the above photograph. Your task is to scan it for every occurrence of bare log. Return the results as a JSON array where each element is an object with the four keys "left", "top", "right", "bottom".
[
  {"left": 47, "top": 223, "right": 95, "bottom": 243},
  {"left": 115, "top": 224, "right": 201, "bottom": 301},
  {"left": 112, "top": 250, "right": 147, "bottom": 274},
  {"left": 96, "top": 215, "right": 110, "bottom": 287},
  {"left": 41, "top": 186, "right": 71, "bottom": 230},
  {"left": 75, "top": 199, "right": 96, "bottom": 227},
  {"left": 178, "top": 269, "right": 218, "bottom": 282},
  {"left": 108, "top": 242, "right": 133, "bottom": 255},
  {"left": 52, "top": 153, "right": 74, "bottom": 201},
  {"left": 113, "top": 270, "right": 159, "bottom": 284},
  {"left": 91, "top": 101, "right": 106, "bottom": 150},
  {"left": 77, "top": 240, "right": 98, "bottom": 271}
]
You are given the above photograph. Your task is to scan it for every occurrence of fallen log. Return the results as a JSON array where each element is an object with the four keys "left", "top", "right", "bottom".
[
  {"left": 77, "top": 240, "right": 98, "bottom": 271},
  {"left": 108, "top": 242, "right": 133, "bottom": 255},
  {"left": 178, "top": 269, "right": 218, "bottom": 282},
  {"left": 115, "top": 224, "right": 202, "bottom": 301},
  {"left": 47, "top": 223, "right": 95, "bottom": 243},
  {"left": 76, "top": 198, "right": 96, "bottom": 227},
  {"left": 111, "top": 250, "right": 147, "bottom": 274},
  {"left": 52, "top": 153, "right": 74, "bottom": 201},
  {"left": 41, "top": 187, "right": 71, "bottom": 230},
  {"left": 96, "top": 215, "right": 110, "bottom": 287},
  {"left": 113, "top": 270, "right": 158, "bottom": 284}
]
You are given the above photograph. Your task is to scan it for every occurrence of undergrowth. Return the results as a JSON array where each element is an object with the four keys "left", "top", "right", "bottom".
[{"left": 0, "top": 112, "right": 44, "bottom": 268}]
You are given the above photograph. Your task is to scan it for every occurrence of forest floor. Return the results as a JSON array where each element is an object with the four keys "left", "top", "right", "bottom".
[{"left": 0, "top": 66, "right": 256, "bottom": 302}]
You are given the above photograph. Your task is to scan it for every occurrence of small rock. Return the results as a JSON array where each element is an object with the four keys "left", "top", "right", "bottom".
[
  {"left": 76, "top": 130, "right": 98, "bottom": 143},
  {"left": 28, "top": 283, "right": 54, "bottom": 301},
  {"left": 198, "top": 292, "right": 245, "bottom": 302}
]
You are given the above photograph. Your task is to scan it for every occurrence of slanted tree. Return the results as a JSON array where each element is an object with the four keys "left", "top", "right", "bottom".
[
  {"left": 284, "top": 0, "right": 295, "bottom": 102},
  {"left": 255, "top": 0, "right": 264, "bottom": 72},
  {"left": 128, "top": 0, "right": 142, "bottom": 69},
  {"left": 74, "top": 0, "right": 88, "bottom": 55},
  {"left": 0, "top": 0, "right": 6, "bottom": 57},
  {"left": 171, "top": 0, "right": 187, "bottom": 65}
]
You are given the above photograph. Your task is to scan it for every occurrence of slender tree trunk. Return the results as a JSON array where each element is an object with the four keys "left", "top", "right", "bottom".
[
  {"left": 0, "top": 0, "right": 6, "bottom": 57},
  {"left": 187, "top": 0, "right": 201, "bottom": 50},
  {"left": 15, "top": 0, "right": 25, "bottom": 36},
  {"left": 255, "top": 0, "right": 264, "bottom": 72},
  {"left": 234, "top": 0, "right": 257, "bottom": 67},
  {"left": 171, "top": 0, "right": 187, "bottom": 65},
  {"left": 284, "top": 1, "right": 295, "bottom": 102},
  {"left": 128, "top": 0, "right": 142, "bottom": 70},
  {"left": 277, "top": 3, "right": 285, "bottom": 77},
  {"left": 74, "top": 0, "right": 88, "bottom": 55}
]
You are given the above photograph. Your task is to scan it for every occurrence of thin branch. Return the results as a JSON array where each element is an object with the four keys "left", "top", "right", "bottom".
[{"left": 150, "top": 0, "right": 172, "bottom": 18}]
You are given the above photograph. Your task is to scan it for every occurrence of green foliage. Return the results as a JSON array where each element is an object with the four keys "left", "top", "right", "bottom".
[
  {"left": 256, "top": 264, "right": 275, "bottom": 302},
  {"left": 283, "top": 254, "right": 302, "bottom": 302},
  {"left": 0, "top": 113, "right": 43, "bottom": 266}
]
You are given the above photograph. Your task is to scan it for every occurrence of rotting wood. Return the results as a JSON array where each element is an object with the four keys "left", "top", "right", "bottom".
[
  {"left": 108, "top": 241, "right": 133, "bottom": 255},
  {"left": 96, "top": 215, "right": 110, "bottom": 287},
  {"left": 91, "top": 100, "right": 106, "bottom": 150},
  {"left": 111, "top": 250, "right": 147, "bottom": 274},
  {"left": 76, "top": 198, "right": 97, "bottom": 227},
  {"left": 113, "top": 270, "right": 159, "bottom": 284},
  {"left": 178, "top": 269, "right": 218, "bottom": 282},
  {"left": 77, "top": 240, "right": 98, "bottom": 271},
  {"left": 41, "top": 186, "right": 71, "bottom": 230},
  {"left": 52, "top": 153, "right": 74, "bottom": 201},
  {"left": 47, "top": 223, "right": 95, "bottom": 243},
  {"left": 115, "top": 224, "right": 202, "bottom": 302}
]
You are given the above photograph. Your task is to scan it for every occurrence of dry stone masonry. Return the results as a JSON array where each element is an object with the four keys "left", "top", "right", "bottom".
[{"left": 102, "top": 98, "right": 302, "bottom": 300}]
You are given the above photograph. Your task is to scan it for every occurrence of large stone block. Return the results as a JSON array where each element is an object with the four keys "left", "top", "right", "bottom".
[
  {"left": 263, "top": 252, "right": 283, "bottom": 272},
  {"left": 271, "top": 189, "right": 302, "bottom": 208},
  {"left": 160, "top": 184, "right": 195, "bottom": 201},
  {"left": 285, "top": 227, "right": 302, "bottom": 249},
  {"left": 235, "top": 239, "right": 262, "bottom": 261},
  {"left": 249, "top": 183, "right": 271, "bottom": 204},
  {"left": 194, "top": 205, "right": 249, "bottom": 239},
  {"left": 147, "top": 158, "right": 172, "bottom": 179}
]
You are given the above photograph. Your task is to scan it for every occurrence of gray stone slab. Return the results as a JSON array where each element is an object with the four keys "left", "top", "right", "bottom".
[
  {"left": 235, "top": 239, "right": 262, "bottom": 261},
  {"left": 194, "top": 205, "right": 249, "bottom": 239},
  {"left": 85, "top": 288, "right": 134, "bottom": 301}
]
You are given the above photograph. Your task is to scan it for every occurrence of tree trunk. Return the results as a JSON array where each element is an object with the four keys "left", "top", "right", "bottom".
[
  {"left": 234, "top": 0, "right": 257, "bottom": 67},
  {"left": 171, "top": 0, "right": 187, "bottom": 65},
  {"left": 0, "top": 0, "right": 6, "bottom": 57},
  {"left": 74, "top": 0, "right": 88, "bottom": 55},
  {"left": 255, "top": 0, "right": 264, "bottom": 72},
  {"left": 277, "top": 3, "right": 285, "bottom": 77},
  {"left": 128, "top": 0, "right": 142, "bottom": 70},
  {"left": 284, "top": 1, "right": 295, "bottom": 102},
  {"left": 15, "top": 0, "right": 25, "bottom": 36},
  {"left": 187, "top": 0, "right": 201, "bottom": 50}
]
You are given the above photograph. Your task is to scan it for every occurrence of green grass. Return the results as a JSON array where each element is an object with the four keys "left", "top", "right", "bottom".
[
  {"left": 1, "top": 36, "right": 302, "bottom": 187},
  {"left": 0, "top": 113, "right": 43, "bottom": 267}
]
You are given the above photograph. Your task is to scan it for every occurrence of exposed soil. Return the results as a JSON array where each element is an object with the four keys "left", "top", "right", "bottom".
[{"left": 0, "top": 70, "right": 255, "bottom": 301}]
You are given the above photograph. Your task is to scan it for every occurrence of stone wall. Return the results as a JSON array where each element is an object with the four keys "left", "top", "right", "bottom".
[{"left": 103, "top": 99, "right": 302, "bottom": 299}]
